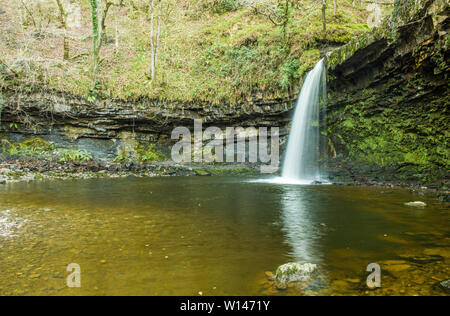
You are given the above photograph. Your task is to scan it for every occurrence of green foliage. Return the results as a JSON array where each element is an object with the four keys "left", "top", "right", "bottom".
[
  {"left": 136, "top": 144, "right": 165, "bottom": 162},
  {"left": 0, "top": 138, "right": 93, "bottom": 163},
  {"left": 1, "top": 137, "right": 55, "bottom": 156},
  {"left": 20, "top": 138, "right": 56, "bottom": 154},
  {"left": 1, "top": 139, "right": 19, "bottom": 155},
  {"left": 113, "top": 151, "right": 127, "bottom": 163},
  {"left": 9, "top": 123, "right": 18, "bottom": 131},
  {"left": 58, "top": 149, "right": 93, "bottom": 163},
  {"left": 279, "top": 56, "right": 301, "bottom": 90}
]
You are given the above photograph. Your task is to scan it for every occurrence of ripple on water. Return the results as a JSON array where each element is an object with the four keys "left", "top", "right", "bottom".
[
  {"left": 248, "top": 177, "right": 332, "bottom": 186},
  {"left": 0, "top": 210, "right": 25, "bottom": 238}
]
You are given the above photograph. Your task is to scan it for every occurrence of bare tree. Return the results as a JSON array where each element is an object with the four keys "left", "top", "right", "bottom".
[
  {"left": 55, "top": 0, "right": 69, "bottom": 60},
  {"left": 101, "top": 1, "right": 124, "bottom": 45},
  {"left": 149, "top": 0, "right": 161, "bottom": 81},
  {"left": 89, "top": 0, "right": 123, "bottom": 91},
  {"left": 128, "top": 0, "right": 173, "bottom": 81},
  {"left": 89, "top": 0, "right": 101, "bottom": 90},
  {"left": 251, "top": 0, "right": 300, "bottom": 43},
  {"left": 322, "top": 0, "right": 327, "bottom": 40},
  {"left": 20, "top": 0, "right": 37, "bottom": 28}
]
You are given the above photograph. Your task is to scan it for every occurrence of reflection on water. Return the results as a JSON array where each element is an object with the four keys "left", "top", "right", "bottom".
[
  {"left": 280, "top": 188, "right": 320, "bottom": 263},
  {"left": 0, "top": 177, "right": 448, "bottom": 296}
]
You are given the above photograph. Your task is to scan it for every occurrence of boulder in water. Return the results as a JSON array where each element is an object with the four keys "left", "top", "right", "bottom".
[
  {"left": 440, "top": 280, "right": 450, "bottom": 294},
  {"left": 275, "top": 262, "right": 317, "bottom": 284},
  {"left": 404, "top": 201, "right": 427, "bottom": 208},
  {"left": 437, "top": 192, "right": 449, "bottom": 202}
]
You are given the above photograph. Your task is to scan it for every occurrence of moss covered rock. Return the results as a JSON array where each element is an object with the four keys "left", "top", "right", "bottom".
[
  {"left": 275, "top": 262, "right": 317, "bottom": 285},
  {"left": 325, "top": 0, "right": 449, "bottom": 185}
]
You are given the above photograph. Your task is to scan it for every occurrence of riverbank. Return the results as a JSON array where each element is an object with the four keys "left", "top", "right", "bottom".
[
  {"left": 0, "top": 157, "right": 261, "bottom": 183},
  {"left": 1, "top": 157, "right": 448, "bottom": 203}
]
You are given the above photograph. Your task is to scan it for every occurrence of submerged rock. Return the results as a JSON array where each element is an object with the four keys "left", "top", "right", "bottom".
[
  {"left": 404, "top": 201, "right": 427, "bottom": 208},
  {"left": 437, "top": 192, "right": 450, "bottom": 202},
  {"left": 440, "top": 280, "right": 450, "bottom": 294},
  {"left": 275, "top": 262, "right": 317, "bottom": 284},
  {"left": 194, "top": 169, "right": 211, "bottom": 176}
]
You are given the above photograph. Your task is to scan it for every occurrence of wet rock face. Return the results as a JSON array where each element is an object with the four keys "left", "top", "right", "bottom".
[
  {"left": 2, "top": 91, "right": 294, "bottom": 134},
  {"left": 325, "top": 0, "right": 449, "bottom": 184}
]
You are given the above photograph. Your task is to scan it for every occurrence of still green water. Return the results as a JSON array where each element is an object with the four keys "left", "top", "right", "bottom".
[{"left": 0, "top": 176, "right": 448, "bottom": 296}]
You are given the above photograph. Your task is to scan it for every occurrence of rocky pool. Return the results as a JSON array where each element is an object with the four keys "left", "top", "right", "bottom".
[{"left": 0, "top": 177, "right": 448, "bottom": 296}]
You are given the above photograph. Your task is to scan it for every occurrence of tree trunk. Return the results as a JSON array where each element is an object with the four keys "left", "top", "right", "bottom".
[
  {"left": 55, "top": 0, "right": 69, "bottom": 60},
  {"left": 150, "top": 0, "right": 155, "bottom": 80},
  {"left": 90, "top": 0, "right": 100, "bottom": 90},
  {"left": 150, "top": 0, "right": 161, "bottom": 81},
  {"left": 333, "top": 0, "right": 336, "bottom": 16},
  {"left": 20, "top": 0, "right": 37, "bottom": 28},
  {"left": 155, "top": 8, "right": 161, "bottom": 73},
  {"left": 322, "top": 0, "right": 327, "bottom": 40},
  {"left": 115, "top": 19, "right": 119, "bottom": 54},
  {"left": 101, "top": 2, "right": 113, "bottom": 45}
]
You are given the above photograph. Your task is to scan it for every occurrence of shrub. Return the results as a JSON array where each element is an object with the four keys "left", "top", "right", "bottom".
[
  {"left": 136, "top": 144, "right": 165, "bottom": 162},
  {"left": 58, "top": 149, "right": 93, "bottom": 163},
  {"left": 202, "top": 0, "right": 240, "bottom": 14}
]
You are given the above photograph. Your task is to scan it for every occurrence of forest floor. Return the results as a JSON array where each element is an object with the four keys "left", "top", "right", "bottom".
[{"left": 0, "top": 0, "right": 370, "bottom": 105}]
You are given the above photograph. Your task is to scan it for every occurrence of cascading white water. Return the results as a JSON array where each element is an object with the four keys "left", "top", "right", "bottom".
[{"left": 281, "top": 59, "right": 327, "bottom": 184}]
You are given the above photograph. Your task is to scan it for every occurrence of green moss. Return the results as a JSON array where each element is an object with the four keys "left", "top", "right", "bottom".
[
  {"left": 1, "top": 137, "right": 56, "bottom": 156},
  {"left": 195, "top": 169, "right": 211, "bottom": 176},
  {"left": 206, "top": 168, "right": 259, "bottom": 175},
  {"left": 20, "top": 138, "right": 55, "bottom": 153},
  {"left": 328, "top": 82, "right": 450, "bottom": 179}
]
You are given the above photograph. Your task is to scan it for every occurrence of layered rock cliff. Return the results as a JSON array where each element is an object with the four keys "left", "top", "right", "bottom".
[
  {"left": 325, "top": 0, "right": 449, "bottom": 185},
  {"left": 0, "top": 89, "right": 294, "bottom": 161}
]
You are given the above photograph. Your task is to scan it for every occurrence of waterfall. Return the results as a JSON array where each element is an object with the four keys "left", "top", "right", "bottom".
[{"left": 281, "top": 59, "right": 327, "bottom": 184}]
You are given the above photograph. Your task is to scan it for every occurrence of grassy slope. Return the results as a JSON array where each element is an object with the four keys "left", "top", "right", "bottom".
[{"left": 0, "top": 0, "right": 369, "bottom": 105}]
